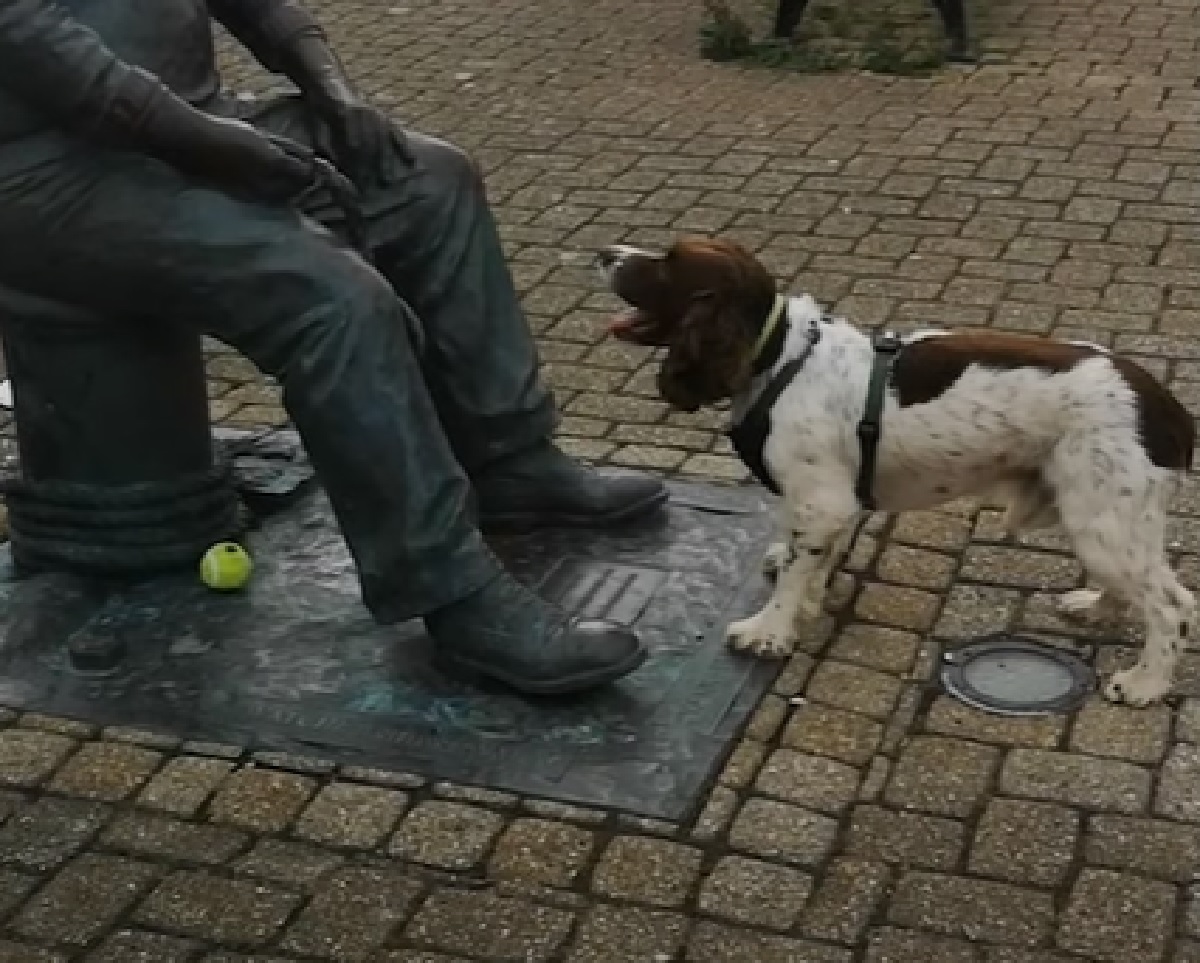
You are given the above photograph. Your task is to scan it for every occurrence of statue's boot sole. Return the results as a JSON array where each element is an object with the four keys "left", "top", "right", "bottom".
[
  {"left": 435, "top": 641, "right": 649, "bottom": 696},
  {"left": 479, "top": 487, "right": 668, "bottom": 529}
]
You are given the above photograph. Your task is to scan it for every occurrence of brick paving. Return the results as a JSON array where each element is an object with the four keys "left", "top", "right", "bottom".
[{"left": 0, "top": 0, "right": 1199, "bottom": 957}]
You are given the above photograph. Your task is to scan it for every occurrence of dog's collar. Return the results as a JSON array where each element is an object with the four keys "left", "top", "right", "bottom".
[{"left": 749, "top": 295, "right": 789, "bottom": 375}]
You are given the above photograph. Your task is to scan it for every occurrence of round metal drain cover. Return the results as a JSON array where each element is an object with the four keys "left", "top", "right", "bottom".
[{"left": 941, "top": 634, "right": 1094, "bottom": 716}]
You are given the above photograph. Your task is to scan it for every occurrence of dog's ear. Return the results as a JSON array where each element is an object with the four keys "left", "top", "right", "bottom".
[{"left": 659, "top": 291, "right": 756, "bottom": 409}]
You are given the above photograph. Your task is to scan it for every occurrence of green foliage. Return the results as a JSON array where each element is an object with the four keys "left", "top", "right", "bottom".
[{"left": 699, "top": 0, "right": 949, "bottom": 76}]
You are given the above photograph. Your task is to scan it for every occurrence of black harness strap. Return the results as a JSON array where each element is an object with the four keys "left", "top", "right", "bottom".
[
  {"left": 729, "top": 323, "right": 823, "bottom": 495},
  {"left": 855, "top": 330, "right": 902, "bottom": 510}
]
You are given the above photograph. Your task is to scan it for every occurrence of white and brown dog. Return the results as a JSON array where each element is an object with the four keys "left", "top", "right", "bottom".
[{"left": 598, "top": 236, "right": 1196, "bottom": 707}]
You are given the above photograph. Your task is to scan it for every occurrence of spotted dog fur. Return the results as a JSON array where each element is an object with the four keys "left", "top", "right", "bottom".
[{"left": 599, "top": 237, "right": 1195, "bottom": 707}]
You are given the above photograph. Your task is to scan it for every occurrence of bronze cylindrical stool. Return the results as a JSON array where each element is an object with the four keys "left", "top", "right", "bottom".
[{"left": 0, "top": 286, "right": 240, "bottom": 577}]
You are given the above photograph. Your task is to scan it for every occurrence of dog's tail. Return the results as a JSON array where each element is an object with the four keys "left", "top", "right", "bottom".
[{"left": 1114, "top": 357, "right": 1194, "bottom": 471}]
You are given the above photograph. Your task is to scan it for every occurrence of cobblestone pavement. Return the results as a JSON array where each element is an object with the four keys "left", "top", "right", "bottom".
[{"left": 1, "top": 0, "right": 1200, "bottom": 958}]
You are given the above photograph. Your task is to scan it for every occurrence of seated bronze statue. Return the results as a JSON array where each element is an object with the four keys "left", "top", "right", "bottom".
[{"left": 0, "top": 0, "right": 667, "bottom": 695}]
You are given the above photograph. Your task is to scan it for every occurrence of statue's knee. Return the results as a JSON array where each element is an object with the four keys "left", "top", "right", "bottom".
[{"left": 421, "top": 138, "right": 484, "bottom": 196}]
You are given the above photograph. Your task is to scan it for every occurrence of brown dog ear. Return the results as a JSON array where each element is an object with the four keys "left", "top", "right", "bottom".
[{"left": 659, "top": 291, "right": 756, "bottom": 409}]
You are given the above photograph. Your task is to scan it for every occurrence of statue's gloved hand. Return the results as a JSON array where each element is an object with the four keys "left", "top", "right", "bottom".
[
  {"left": 318, "top": 91, "right": 411, "bottom": 189},
  {"left": 271, "top": 31, "right": 411, "bottom": 188},
  {"left": 140, "top": 100, "right": 315, "bottom": 204}
]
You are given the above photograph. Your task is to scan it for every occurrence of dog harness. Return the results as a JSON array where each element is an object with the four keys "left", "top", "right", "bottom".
[{"left": 728, "top": 297, "right": 902, "bottom": 510}]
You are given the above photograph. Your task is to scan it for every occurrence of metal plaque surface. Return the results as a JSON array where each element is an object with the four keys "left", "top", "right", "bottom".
[{"left": 0, "top": 481, "right": 777, "bottom": 820}]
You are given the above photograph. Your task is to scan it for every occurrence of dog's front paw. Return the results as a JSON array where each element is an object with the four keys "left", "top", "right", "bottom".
[
  {"left": 726, "top": 615, "right": 794, "bottom": 659},
  {"left": 1104, "top": 666, "right": 1170, "bottom": 707}
]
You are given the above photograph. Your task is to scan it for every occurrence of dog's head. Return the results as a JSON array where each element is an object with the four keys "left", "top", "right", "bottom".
[{"left": 598, "top": 237, "right": 777, "bottom": 412}]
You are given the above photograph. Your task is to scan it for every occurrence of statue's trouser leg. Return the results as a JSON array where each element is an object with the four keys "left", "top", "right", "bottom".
[
  {"left": 0, "top": 145, "right": 497, "bottom": 621},
  {"left": 246, "top": 99, "right": 558, "bottom": 473}
]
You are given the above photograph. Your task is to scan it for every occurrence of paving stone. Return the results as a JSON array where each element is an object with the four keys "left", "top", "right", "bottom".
[
  {"left": 521, "top": 798, "right": 608, "bottom": 826},
  {"left": 1000, "top": 748, "right": 1150, "bottom": 813},
  {"left": 691, "top": 785, "right": 739, "bottom": 843},
  {"left": 196, "top": 953, "right": 294, "bottom": 963},
  {"left": 806, "top": 660, "right": 903, "bottom": 719},
  {"left": 892, "top": 511, "right": 973, "bottom": 551},
  {"left": 772, "top": 652, "right": 818, "bottom": 696},
  {"left": 101, "top": 812, "right": 248, "bottom": 865},
  {"left": 0, "top": 868, "right": 37, "bottom": 921},
  {"left": 885, "top": 737, "right": 999, "bottom": 817},
  {"left": 281, "top": 866, "right": 423, "bottom": 960},
  {"left": 0, "top": 797, "right": 109, "bottom": 872},
  {"left": 889, "top": 871, "right": 1055, "bottom": 946},
  {"left": 698, "top": 855, "right": 812, "bottom": 930},
  {"left": 969, "top": 799, "right": 1079, "bottom": 887},
  {"left": 207, "top": 766, "right": 316, "bottom": 833},
  {"left": 717, "top": 738, "right": 768, "bottom": 789},
  {"left": 878, "top": 544, "right": 958, "bottom": 590},
  {"left": 0, "top": 730, "right": 75, "bottom": 788},
  {"left": 232, "top": 838, "right": 344, "bottom": 890},
  {"left": 1157, "top": 744, "right": 1200, "bottom": 822},
  {"left": 0, "top": 792, "right": 24, "bottom": 827},
  {"left": 489, "top": 818, "right": 595, "bottom": 887},
  {"left": 981, "top": 951, "right": 1077, "bottom": 963},
  {"left": 377, "top": 954, "right": 472, "bottom": 963},
  {"left": 924, "top": 697, "right": 1064, "bottom": 749},
  {"left": 728, "top": 797, "right": 839, "bottom": 867},
  {"left": 855, "top": 582, "right": 941, "bottom": 632},
  {"left": 137, "top": 756, "right": 234, "bottom": 816},
  {"left": 782, "top": 703, "right": 883, "bottom": 766},
  {"left": 685, "top": 921, "right": 853, "bottom": 963},
  {"left": 376, "top": 954, "right": 472, "bottom": 963},
  {"left": 1180, "top": 700, "right": 1200, "bottom": 743},
  {"left": 11, "top": 852, "right": 160, "bottom": 946},
  {"left": 135, "top": 870, "right": 301, "bottom": 946},
  {"left": 1085, "top": 814, "right": 1200, "bottom": 882},
  {"left": 829, "top": 624, "right": 920, "bottom": 674},
  {"left": 0, "top": 941, "right": 69, "bottom": 963},
  {"left": 1068, "top": 699, "right": 1171, "bottom": 763},
  {"left": 745, "top": 693, "right": 791, "bottom": 742},
  {"left": 18, "top": 714, "right": 93, "bottom": 739},
  {"left": 755, "top": 748, "right": 861, "bottom": 814},
  {"left": 961, "top": 547, "right": 1081, "bottom": 589},
  {"left": 846, "top": 805, "right": 966, "bottom": 870},
  {"left": 294, "top": 781, "right": 408, "bottom": 849},
  {"left": 802, "top": 858, "right": 890, "bottom": 945},
  {"left": 48, "top": 741, "right": 162, "bottom": 801},
  {"left": 865, "top": 927, "right": 980, "bottom": 962},
  {"left": 389, "top": 801, "right": 504, "bottom": 870},
  {"left": 406, "top": 890, "right": 574, "bottom": 962},
  {"left": 590, "top": 835, "right": 702, "bottom": 907},
  {"left": 1057, "top": 869, "right": 1176, "bottom": 961},
  {"left": 935, "top": 585, "right": 1023, "bottom": 639},
  {"left": 566, "top": 904, "right": 688, "bottom": 962},
  {"left": 86, "top": 929, "right": 203, "bottom": 962}
]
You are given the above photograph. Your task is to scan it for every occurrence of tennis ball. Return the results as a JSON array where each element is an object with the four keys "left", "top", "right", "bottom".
[{"left": 199, "top": 542, "right": 253, "bottom": 591}]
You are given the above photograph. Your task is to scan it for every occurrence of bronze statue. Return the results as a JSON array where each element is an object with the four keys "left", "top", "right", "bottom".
[{"left": 0, "top": 0, "right": 668, "bottom": 694}]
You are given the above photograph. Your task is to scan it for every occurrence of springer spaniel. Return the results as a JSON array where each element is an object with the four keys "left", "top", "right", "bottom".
[{"left": 598, "top": 236, "right": 1196, "bottom": 707}]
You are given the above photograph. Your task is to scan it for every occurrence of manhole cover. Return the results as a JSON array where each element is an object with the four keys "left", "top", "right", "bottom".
[{"left": 941, "top": 634, "right": 1094, "bottom": 716}]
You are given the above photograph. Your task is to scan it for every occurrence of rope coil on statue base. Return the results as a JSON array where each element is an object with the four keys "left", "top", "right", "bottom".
[{"left": 0, "top": 467, "right": 243, "bottom": 577}]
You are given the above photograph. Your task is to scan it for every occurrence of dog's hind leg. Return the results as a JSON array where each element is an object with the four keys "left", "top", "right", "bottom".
[
  {"left": 1052, "top": 454, "right": 1186, "bottom": 706},
  {"left": 1105, "top": 564, "right": 1194, "bottom": 706}
]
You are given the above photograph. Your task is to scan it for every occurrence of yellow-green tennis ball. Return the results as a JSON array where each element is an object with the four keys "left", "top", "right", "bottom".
[{"left": 200, "top": 542, "right": 253, "bottom": 591}]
